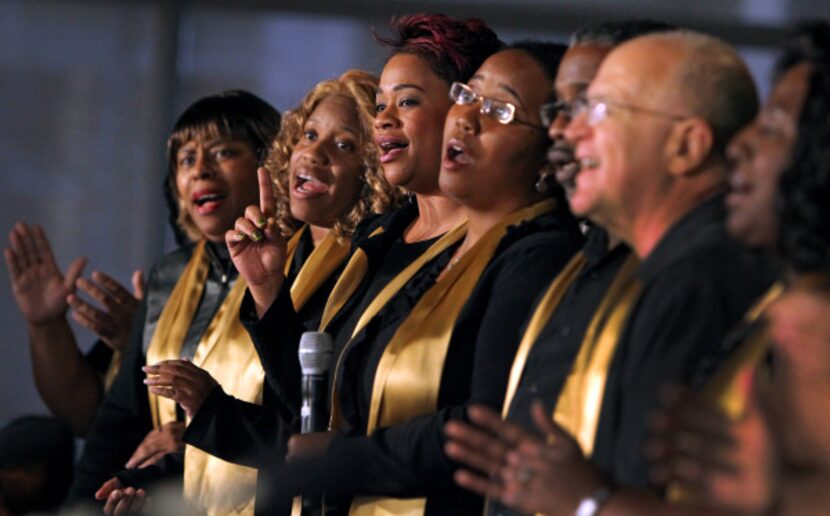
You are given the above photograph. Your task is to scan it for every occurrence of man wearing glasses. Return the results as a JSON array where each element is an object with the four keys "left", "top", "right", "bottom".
[{"left": 445, "top": 30, "right": 776, "bottom": 516}]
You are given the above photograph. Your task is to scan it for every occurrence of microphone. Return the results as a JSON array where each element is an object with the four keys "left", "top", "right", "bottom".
[{"left": 298, "top": 332, "right": 334, "bottom": 434}]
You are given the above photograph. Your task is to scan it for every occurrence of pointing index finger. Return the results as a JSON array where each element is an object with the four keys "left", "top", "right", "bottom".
[{"left": 258, "top": 167, "right": 276, "bottom": 218}]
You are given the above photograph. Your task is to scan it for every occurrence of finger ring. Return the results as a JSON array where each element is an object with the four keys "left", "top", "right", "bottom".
[{"left": 516, "top": 467, "right": 534, "bottom": 485}]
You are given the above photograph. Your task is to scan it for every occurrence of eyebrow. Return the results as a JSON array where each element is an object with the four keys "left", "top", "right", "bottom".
[
  {"left": 469, "top": 74, "right": 527, "bottom": 110},
  {"left": 305, "top": 117, "right": 359, "bottom": 137},
  {"left": 376, "top": 83, "right": 427, "bottom": 96}
]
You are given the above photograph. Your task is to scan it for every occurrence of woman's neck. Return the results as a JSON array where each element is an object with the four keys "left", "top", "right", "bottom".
[
  {"left": 403, "top": 193, "right": 465, "bottom": 243},
  {"left": 309, "top": 224, "right": 330, "bottom": 246}
]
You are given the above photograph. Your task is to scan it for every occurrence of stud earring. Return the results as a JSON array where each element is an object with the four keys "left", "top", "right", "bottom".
[{"left": 535, "top": 173, "right": 550, "bottom": 193}]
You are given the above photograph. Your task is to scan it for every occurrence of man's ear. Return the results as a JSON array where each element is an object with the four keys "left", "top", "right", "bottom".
[{"left": 664, "top": 118, "right": 715, "bottom": 178}]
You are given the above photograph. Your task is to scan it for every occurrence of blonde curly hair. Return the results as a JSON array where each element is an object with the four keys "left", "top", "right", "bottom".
[{"left": 265, "top": 69, "right": 403, "bottom": 241}]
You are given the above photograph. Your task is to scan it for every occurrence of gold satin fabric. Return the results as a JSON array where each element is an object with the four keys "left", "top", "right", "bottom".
[
  {"left": 699, "top": 282, "right": 783, "bottom": 417},
  {"left": 327, "top": 222, "right": 469, "bottom": 430},
  {"left": 501, "top": 252, "right": 589, "bottom": 418},
  {"left": 145, "top": 240, "right": 264, "bottom": 515},
  {"left": 318, "top": 226, "right": 385, "bottom": 332},
  {"left": 289, "top": 228, "right": 352, "bottom": 313},
  {"left": 350, "top": 200, "right": 556, "bottom": 516},
  {"left": 667, "top": 282, "right": 783, "bottom": 503},
  {"left": 103, "top": 350, "right": 122, "bottom": 391},
  {"left": 552, "top": 254, "right": 642, "bottom": 457}
]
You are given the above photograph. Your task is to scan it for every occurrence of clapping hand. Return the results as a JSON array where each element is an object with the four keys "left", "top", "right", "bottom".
[
  {"left": 68, "top": 269, "right": 144, "bottom": 352},
  {"left": 5, "top": 222, "right": 143, "bottom": 351},
  {"left": 5, "top": 222, "right": 86, "bottom": 326},
  {"left": 143, "top": 359, "right": 218, "bottom": 419},
  {"left": 96, "top": 477, "right": 148, "bottom": 515},
  {"left": 444, "top": 403, "right": 603, "bottom": 515}
]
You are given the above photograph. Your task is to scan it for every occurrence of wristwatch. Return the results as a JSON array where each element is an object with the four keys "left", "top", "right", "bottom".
[{"left": 575, "top": 485, "right": 613, "bottom": 516}]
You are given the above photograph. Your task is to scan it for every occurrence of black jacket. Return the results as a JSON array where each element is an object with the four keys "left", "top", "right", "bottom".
[{"left": 67, "top": 241, "right": 236, "bottom": 503}]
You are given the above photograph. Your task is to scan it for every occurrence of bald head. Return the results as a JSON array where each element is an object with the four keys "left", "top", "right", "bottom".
[{"left": 620, "top": 31, "right": 759, "bottom": 155}]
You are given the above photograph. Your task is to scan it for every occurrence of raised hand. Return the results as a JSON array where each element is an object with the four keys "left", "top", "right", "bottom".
[
  {"left": 444, "top": 404, "right": 529, "bottom": 499},
  {"left": 143, "top": 359, "right": 218, "bottom": 419},
  {"left": 445, "top": 403, "right": 603, "bottom": 516},
  {"left": 499, "top": 402, "right": 603, "bottom": 515},
  {"left": 4, "top": 222, "right": 86, "bottom": 326},
  {"left": 125, "top": 421, "right": 186, "bottom": 469},
  {"left": 226, "top": 167, "right": 287, "bottom": 316},
  {"left": 67, "top": 269, "right": 144, "bottom": 352},
  {"left": 648, "top": 370, "right": 777, "bottom": 514},
  {"left": 96, "top": 477, "right": 148, "bottom": 516}
]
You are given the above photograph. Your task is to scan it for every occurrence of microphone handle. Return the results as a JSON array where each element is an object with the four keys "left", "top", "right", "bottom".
[{"left": 301, "top": 374, "right": 329, "bottom": 434}]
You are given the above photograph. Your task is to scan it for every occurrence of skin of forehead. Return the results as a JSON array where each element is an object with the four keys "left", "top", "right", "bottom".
[
  {"left": 591, "top": 38, "right": 686, "bottom": 107},
  {"left": 471, "top": 49, "right": 550, "bottom": 113},
  {"left": 555, "top": 43, "right": 612, "bottom": 95},
  {"left": 307, "top": 95, "right": 361, "bottom": 136}
]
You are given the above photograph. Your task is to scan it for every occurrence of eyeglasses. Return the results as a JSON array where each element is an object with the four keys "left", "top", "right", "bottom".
[
  {"left": 567, "top": 96, "right": 687, "bottom": 126},
  {"left": 539, "top": 100, "right": 571, "bottom": 127},
  {"left": 449, "top": 82, "right": 546, "bottom": 131}
]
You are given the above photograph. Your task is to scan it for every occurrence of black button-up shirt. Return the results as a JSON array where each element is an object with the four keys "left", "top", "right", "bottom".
[
  {"left": 506, "top": 227, "right": 632, "bottom": 432},
  {"left": 592, "top": 194, "right": 776, "bottom": 487}
]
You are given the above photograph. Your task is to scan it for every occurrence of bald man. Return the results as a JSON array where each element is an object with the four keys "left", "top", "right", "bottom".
[
  {"left": 501, "top": 18, "right": 674, "bottom": 459},
  {"left": 444, "top": 30, "right": 776, "bottom": 516}
]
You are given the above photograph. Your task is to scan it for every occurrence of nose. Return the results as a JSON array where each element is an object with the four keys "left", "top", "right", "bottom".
[
  {"left": 563, "top": 111, "right": 590, "bottom": 148},
  {"left": 374, "top": 104, "right": 400, "bottom": 131},
  {"left": 726, "top": 123, "right": 755, "bottom": 165},
  {"left": 452, "top": 103, "right": 479, "bottom": 134},
  {"left": 548, "top": 110, "right": 570, "bottom": 142},
  {"left": 191, "top": 151, "right": 215, "bottom": 180},
  {"left": 302, "top": 139, "right": 329, "bottom": 165}
]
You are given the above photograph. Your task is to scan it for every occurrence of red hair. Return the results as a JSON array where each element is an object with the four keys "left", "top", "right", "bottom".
[{"left": 375, "top": 13, "right": 503, "bottom": 84}]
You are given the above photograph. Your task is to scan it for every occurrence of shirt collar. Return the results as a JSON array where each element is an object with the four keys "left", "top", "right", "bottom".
[
  {"left": 583, "top": 226, "right": 630, "bottom": 269},
  {"left": 637, "top": 193, "right": 728, "bottom": 284}
]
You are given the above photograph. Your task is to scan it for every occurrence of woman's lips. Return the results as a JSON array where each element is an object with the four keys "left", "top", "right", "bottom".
[
  {"left": 726, "top": 173, "right": 753, "bottom": 207},
  {"left": 292, "top": 175, "right": 329, "bottom": 199},
  {"left": 376, "top": 136, "right": 409, "bottom": 164},
  {"left": 442, "top": 138, "right": 475, "bottom": 171},
  {"left": 192, "top": 190, "right": 227, "bottom": 215}
]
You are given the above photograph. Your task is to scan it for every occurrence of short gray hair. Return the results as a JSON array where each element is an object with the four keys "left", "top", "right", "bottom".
[{"left": 569, "top": 19, "right": 677, "bottom": 48}]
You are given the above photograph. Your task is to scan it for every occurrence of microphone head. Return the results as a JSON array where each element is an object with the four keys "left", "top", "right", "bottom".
[{"left": 298, "top": 332, "right": 334, "bottom": 375}]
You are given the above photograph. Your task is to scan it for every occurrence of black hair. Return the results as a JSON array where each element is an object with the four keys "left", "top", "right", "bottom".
[
  {"left": 505, "top": 41, "right": 571, "bottom": 208},
  {"left": 776, "top": 20, "right": 830, "bottom": 274},
  {"left": 507, "top": 40, "right": 568, "bottom": 83},
  {"left": 164, "top": 90, "right": 281, "bottom": 244},
  {"left": 0, "top": 416, "right": 74, "bottom": 513},
  {"left": 570, "top": 19, "right": 679, "bottom": 47}
]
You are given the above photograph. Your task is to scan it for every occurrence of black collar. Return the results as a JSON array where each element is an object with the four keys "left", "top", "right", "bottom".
[{"left": 637, "top": 193, "right": 728, "bottom": 284}]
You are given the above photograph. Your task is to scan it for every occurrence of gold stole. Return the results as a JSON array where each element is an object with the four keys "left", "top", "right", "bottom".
[
  {"left": 103, "top": 351, "right": 122, "bottom": 391},
  {"left": 284, "top": 225, "right": 306, "bottom": 276},
  {"left": 501, "top": 252, "right": 589, "bottom": 418},
  {"left": 552, "top": 254, "right": 642, "bottom": 457},
  {"left": 326, "top": 222, "right": 469, "bottom": 430},
  {"left": 667, "top": 282, "right": 784, "bottom": 502},
  {"left": 145, "top": 241, "right": 264, "bottom": 516},
  {"left": 698, "top": 282, "right": 783, "bottom": 417},
  {"left": 317, "top": 225, "right": 385, "bottom": 332},
  {"left": 288, "top": 227, "right": 352, "bottom": 312},
  {"left": 349, "top": 199, "right": 556, "bottom": 516}
]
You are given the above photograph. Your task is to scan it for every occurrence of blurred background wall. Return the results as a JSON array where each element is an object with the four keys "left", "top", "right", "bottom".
[{"left": 1, "top": 0, "right": 828, "bottom": 425}]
